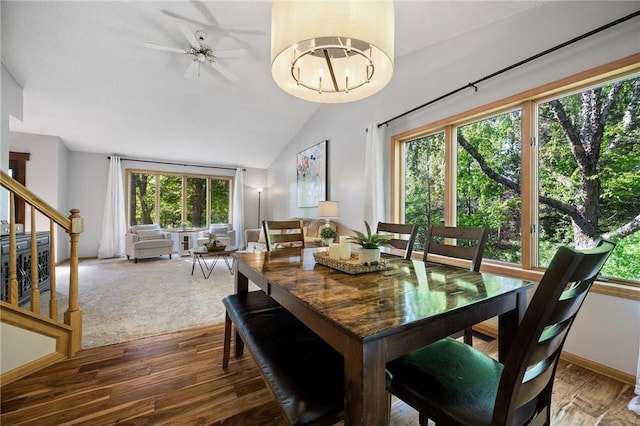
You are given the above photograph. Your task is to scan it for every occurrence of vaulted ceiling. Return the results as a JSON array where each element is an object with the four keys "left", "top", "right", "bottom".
[{"left": 2, "top": 1, "right": 547, "bottom": 168}]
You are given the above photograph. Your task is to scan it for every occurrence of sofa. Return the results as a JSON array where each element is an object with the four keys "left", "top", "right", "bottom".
[
  {"left": 245, "top": 218, "right": 350, "bottom": 252},
  {"left": 125, "top": 224, "right": 174, "bottom": 263},
  {"left": 197, "top": 224, "right": 236, "bottom": 248}
]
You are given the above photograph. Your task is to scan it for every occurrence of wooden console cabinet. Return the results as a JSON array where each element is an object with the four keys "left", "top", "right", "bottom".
[{"left": 0, "top": 232, "right": 51, "bottom": 304}]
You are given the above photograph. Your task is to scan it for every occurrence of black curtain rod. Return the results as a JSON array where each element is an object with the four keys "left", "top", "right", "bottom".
[
  {"left": 378, "top": 10, "right": 640, "bottom": 128},
  {"left": 107, "top": 156, "right": 245, "bottom": 171}
]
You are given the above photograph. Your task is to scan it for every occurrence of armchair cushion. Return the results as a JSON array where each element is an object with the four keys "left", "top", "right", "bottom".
[{"left": 136, "top": 229, "right": 165, "bottom": 240}]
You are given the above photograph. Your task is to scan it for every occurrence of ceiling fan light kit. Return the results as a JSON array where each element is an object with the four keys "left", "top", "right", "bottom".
[
  {"left": 143, "top": 21, "right": 245, "bottom": 82},
  {"left": 270, "top": 0, "right": 394, "bottom": 103}
]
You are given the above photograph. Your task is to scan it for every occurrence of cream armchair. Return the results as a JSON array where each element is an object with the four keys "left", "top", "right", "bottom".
[
  {"left": 126, "top": 224, "right": 174, "bottom": 263},
  {"left": 197, "top": 224, "right": 236, "bottom": 247}
]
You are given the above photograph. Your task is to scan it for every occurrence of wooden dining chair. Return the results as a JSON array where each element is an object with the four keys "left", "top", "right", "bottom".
[
  {"left": 376, "top": 222, "right": 418, "bottom": 260},
  {"left": 424, "top": 225, "right": 489, "bottom": 344},
  {"left": 423, "top": 224, "right": 489, "bottom": 272},
  {"left": 387, "top": 239, "right": 616, "bottom": 426},
  {"left": 262, "top": 219, "right": 305, "bottom": 251}
]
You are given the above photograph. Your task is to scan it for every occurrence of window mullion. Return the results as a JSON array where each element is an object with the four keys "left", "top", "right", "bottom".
[
  {"left": 154, "top": 174, "right": 160, "bottom": 225},
  {"left": 444, "top": 125, "right": 456, "bottom": 227},
  {"left": 521, "top": 100, "right": 534, "bottom": 270}
]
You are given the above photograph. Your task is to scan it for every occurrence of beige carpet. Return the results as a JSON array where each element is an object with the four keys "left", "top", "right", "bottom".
[{"left": 39, "top": 254, "right": 249, "bottom": 349}]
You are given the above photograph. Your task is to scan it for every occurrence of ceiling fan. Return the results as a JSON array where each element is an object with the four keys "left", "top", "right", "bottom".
[{"left": 143, "top": 21, "right": 246, "bottom": 82}]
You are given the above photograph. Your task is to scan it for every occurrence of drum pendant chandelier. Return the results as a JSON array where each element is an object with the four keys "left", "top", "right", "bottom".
[{"left": 271, "top": 0, "right": 394, "bottom": 103}]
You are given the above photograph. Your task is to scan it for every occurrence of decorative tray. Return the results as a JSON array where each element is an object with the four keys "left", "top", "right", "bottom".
[
  {"left": 312, "top": 251, "right": 390, "bottom": 274},
  {"left": 207, "top": 245, "right": 227, "bottom": 252}
]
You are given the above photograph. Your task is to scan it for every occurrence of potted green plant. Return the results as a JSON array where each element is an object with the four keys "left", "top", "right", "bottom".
[
  {"left": 205, "top": 232, "right": 225, "bottom": 251},
  {"left": 320, "top": 226, "right": 337, "bottom": 246},
  {"left": 347, "top": 221, "right": 391, "bottom": 264}
]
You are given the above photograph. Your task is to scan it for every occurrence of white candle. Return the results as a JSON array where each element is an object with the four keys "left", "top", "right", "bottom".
[
  {"left": 339, "top": 236, "right": 352, "bottom": 260},
  {"left": 329, "top": 243, "right": 341, "bottom": 259}
]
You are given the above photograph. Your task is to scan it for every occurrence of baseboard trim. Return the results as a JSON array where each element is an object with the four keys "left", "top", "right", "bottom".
[
  {"left": 561, "top": 352, "right": 636, "bottom": 386},
  {"left": 472, "top": 324, "right": 635, "bottom": 386}
]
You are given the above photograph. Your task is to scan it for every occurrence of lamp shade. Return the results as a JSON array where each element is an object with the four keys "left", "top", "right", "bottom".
[
  {"left": 318, "top": 200, "right": 340, "bottom": 218},
  {"left": 271, "top": 0, "right": 394, "bottom": 103}
]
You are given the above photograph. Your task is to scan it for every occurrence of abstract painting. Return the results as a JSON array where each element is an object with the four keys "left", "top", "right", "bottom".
[{"left": 296, "top": 140, "right": 327, "bottom": 207}]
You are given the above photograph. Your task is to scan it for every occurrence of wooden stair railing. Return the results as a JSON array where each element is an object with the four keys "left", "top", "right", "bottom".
[{"left": 1, "top": 170, "right": 84, "bottom": 358}]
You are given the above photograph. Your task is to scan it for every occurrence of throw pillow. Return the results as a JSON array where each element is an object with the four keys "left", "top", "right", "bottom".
[
  {"left": 210, "top": 225, "right": 229, "bottom": 236},
  {"left": 137, "top": 229, "right": 163, "bottom": 240}
]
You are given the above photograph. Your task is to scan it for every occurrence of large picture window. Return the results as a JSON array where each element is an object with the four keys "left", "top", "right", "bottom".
[
  {"left": 127, "top": 171, "right": 232, "bottom": 229},
  {"left": 393, "top": 58, "right": 639, "bottom": 288},
  {"left": 403, "top": 132, "right": 445, "bottom": 249},
  {"left": 536, "top": 76, "right": 640, "bottom": 281},
  {"left": 457, "top": 111, "right": 522, "bottom": 263}
]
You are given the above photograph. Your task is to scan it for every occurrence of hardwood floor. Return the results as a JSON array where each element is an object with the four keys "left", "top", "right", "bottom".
[{"left": 1, "top": 324, "right": 637, "bottom": 425}]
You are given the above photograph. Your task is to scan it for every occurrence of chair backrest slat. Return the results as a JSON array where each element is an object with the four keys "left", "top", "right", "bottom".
[
  {"left": 424, "top": 242, "right": 478, "bottom": 261},
  {"left": 262, "top": 220, "right": 305, "bottom": 251},
  {"left": 423, "top": 225, "right": 488, "bottom": 271},
  {"left": 376, "top": 222, "right": 418, "bottom": 260},
  {"left": 494, "top": 239, "right": 616, "bottom": 425},
  {"left": 515, "top": 358, "right": 557, "bottom": 407}
]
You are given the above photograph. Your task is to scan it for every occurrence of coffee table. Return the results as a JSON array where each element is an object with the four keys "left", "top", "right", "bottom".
[{"left": 190, "top": 246, "right": 237, "bottom": 279}]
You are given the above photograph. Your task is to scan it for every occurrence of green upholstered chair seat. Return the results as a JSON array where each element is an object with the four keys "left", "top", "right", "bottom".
[{"left": 387, "top": 337, "right": 502, "bottom": 426}]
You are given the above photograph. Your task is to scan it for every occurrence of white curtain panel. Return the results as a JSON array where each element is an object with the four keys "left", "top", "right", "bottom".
[
  {"left": 363, "top": 124, "right": 385, "bottom": 227},
  {"left": 233, "top": 168, "right": 245, "bottom": 249},
  {"left": 97, "top": 156, "right": 126, "bottom": 258}
]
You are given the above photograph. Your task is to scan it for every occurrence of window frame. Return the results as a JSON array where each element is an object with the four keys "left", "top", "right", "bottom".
[
  {"left": 125, "top": 168, "right": 233, "bottom": 230},
  {"left": 391, "top": 54, "right": 640, "bottom": 299}
]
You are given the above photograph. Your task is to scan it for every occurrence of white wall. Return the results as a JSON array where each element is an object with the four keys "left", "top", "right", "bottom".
[
  {"left": 8, "top": 131, "right": 70, "bottom": 260},
  {"left": 0, "top": 323, "right": 55, "bottom": 374},
  {"left": 1, "top": 64, "right": 24, "bottom": 217},
  {"left": 67, "top": 151, "right": 108, "bottom": 258},
  {"left": 265, "top": 2, "right": 640, "bottom": 376}
]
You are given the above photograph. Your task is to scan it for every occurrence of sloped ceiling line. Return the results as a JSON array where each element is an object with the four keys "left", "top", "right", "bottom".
[{"left": 378, "top": 9, "right": 640, "bottom": 128}]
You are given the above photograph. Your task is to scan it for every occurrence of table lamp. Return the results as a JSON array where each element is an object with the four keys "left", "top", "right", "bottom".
[{"left": 318, "top": 201, "right": 340, "bottom": 229}]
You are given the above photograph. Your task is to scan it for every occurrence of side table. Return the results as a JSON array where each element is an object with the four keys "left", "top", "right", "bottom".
[{"left": 190, "top": 246, "right": 237, "bottom": 279}]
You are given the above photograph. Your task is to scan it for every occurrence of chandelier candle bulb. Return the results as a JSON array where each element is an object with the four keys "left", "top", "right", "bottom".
[
  {"left": 339, "top": 236, "right": 352, "bottom": 260},
  {"left": 329, "top": 243, "right": 341, "bottom": 260}
]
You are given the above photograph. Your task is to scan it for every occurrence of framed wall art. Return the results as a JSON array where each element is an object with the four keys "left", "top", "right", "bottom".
[{"left": 296, "top": 140, "right": 327, "bottom": 208}]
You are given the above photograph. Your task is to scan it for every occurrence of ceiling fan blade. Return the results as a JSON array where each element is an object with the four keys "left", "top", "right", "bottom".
[
  {"left": 176, "top": 20, "right": 200, "bottom": 49},
  {"left": 189, "top": 2, "right": 266, "bottom": 36},
  {"left": 210, "top": 62, "right": 238, "bottom": 83},
  {"left": 143, "top": 42, "right": 187, "bottom": 54},
  {"left": 161, "top": 10, "right": 211, "bottom": 30},
  {"left": 213, "top": 48, "right": 247, "bottom": 59},
  {"left": 184, "top": 61, "right": 200, "bottom": 79}
]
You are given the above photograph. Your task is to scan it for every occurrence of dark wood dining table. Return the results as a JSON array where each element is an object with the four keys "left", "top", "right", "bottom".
[{"left": 234, "top": 248, "right": 532, "bottom": 425}]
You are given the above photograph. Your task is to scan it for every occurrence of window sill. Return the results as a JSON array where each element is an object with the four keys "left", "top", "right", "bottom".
[{"left": 417, "top": 253, "right": 640, "bottom": 301}]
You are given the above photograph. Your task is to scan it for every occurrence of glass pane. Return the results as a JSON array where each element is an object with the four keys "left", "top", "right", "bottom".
[
  {"left": 403, "top": 132, "right": 445, "bottom": 249},
  {"left": 210, "top": 178, "right": 230, "bottom": 224},
  {"left": 129, "top": 173, "right": 156, "bottom": 225},
  {"left": 159, "top": 175, "right": 182, "bottom": 228},
  {"left": 186, "top": 177, "right": 207, "bottom": 228},
  {"left": 457, "top": 111, "right": 522, "bottom": 263},
  {"left": 537, "top": 75, "right": 640, "bottom": 282}
]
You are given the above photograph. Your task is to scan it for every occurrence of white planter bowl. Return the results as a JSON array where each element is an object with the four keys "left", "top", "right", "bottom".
[{"left": 358, "top": 248, "right": 381, "bottom": 264}]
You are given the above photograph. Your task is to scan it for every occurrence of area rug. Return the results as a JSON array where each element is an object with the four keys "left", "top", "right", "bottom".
[{"left": 39, "top": 255, "right": 247, "bottom": 349}]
